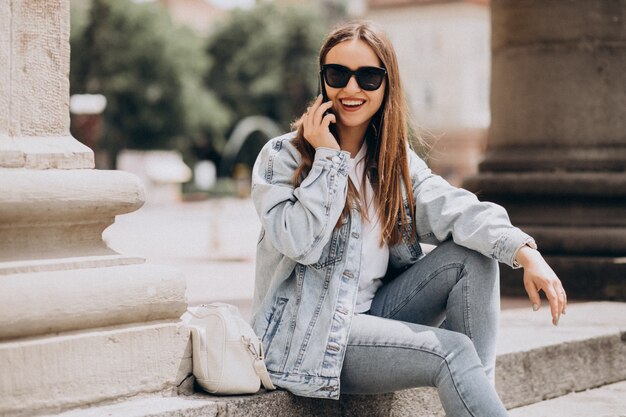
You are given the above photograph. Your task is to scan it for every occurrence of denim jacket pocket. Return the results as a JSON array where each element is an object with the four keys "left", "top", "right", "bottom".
[
  {"left": 310, "top": 217, "right": 348, "bottom": 269},
  {"left": 261, "top": 297, "right": 288, "bottom": 355}
]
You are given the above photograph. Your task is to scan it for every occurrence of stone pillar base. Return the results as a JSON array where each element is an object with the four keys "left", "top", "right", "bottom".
[
  {"left": 0, "top": 322, "right": 191, "bottom": 417},
  {"left": 0, "top": 166, "right": 192, "bottom": 415},
  {"left": 465, "top": 169, "right": 626, "bottom": 300}
]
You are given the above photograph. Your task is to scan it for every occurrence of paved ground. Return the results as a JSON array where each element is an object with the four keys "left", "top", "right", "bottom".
[
  {"left": 104, "top": 198, "right": 565, "bottom": 319},
  {"left": 104, "top": 198, "right": 259, "bottom": 306}
]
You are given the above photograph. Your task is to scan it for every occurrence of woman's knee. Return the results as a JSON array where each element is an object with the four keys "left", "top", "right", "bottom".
[
  {"left": 436, "top": 331, "right": 482, "bottom": 379},
  {"left": 436, "top": 241, "right": 498, "bottom": 277}
]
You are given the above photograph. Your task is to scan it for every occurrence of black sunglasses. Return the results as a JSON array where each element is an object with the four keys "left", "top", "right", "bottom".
[{"left": 321, "top": 64, "right": 387, "bottom": 91}]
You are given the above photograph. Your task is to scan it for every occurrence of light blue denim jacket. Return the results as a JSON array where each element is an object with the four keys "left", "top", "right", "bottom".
[{"left": 250, "top": 132, "right": 533, "bottom": 399}]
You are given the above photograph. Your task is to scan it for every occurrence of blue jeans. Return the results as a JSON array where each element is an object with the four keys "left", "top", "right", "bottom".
[{"left": 340, "top": 240, "right": 509, "bottom": 417}]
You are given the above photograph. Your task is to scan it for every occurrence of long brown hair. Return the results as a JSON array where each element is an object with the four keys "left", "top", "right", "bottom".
[{"left": 292, "top": 21, "right": 422, "bottom": 245}]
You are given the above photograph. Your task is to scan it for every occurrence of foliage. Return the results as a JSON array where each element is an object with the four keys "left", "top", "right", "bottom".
[
  {"left": 204, "top": 4, "right": 326, "bottom": 132},
  {"left": 70, "top": 0, "right": 231, "bottom": 164}
]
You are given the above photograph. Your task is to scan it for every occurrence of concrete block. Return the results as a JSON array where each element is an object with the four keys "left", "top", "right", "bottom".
[
  {"left": 488, "top": 0, "right": 626, "bottom": 149},
  {"left": 15, "top": 136, "right": 95, "bottom": 169},
  {"left": 0, "top": 263, "right": 187, "bottom": 339},
  {"left": 10, "top": 0, "right": 70, "bottom": 137},
  {"left": 492, "top": 0, "right": 626, "bottom": 49},
  {"left": 496, "top": 302, "right": 626, "bottom": 407},
  {"left": 0, "top": 2, "right": 10, "bottom": 138},
  {"left": 490, "top": 49, "right": 626, "bottom": 148},
  {"left": 0, "top": 322, "right": 192, "bottom": 417},
  {"left": 0, "top": 168, "right": 144, "bottom": 261},
  {"left": 477, "top": 148, "right": 626, "bottom": 172}
]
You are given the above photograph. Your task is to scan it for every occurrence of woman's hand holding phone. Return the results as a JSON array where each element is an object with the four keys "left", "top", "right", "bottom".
[{"left": 302, "top": 95, "right": 339, "bottom": 150}]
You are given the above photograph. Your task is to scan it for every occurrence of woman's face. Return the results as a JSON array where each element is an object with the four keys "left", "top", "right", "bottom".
[{"left": 323, "top": 39, "right": 386, "bottom": 134}]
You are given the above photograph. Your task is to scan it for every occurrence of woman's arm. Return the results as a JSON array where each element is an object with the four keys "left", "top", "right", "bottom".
[
  {"left": 251, "top": 135, "right": 350, "bottom": 265},
  {"left": 408, "top": 150, "right": 531, "bottom": 267},
  {"left": 408, "top": 150, "right": 566, "bottom": 324}
]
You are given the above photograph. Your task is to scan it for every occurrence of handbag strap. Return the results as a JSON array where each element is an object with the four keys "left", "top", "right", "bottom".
[
  {"left": 253, "top": 357, "right": 276, "bottom": 390},
  {"left": 242, "top": 336, "right": 276, "bottom": 390}
]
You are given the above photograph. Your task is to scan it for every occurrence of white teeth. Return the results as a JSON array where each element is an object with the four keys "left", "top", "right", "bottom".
[{"left": 342, "top": 100, "right": 364, "bottom": 106}]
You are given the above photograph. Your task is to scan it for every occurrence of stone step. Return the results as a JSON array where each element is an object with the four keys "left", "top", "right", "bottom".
[
  {"left": 509, "top": 380, "right": 626, "bottom": 417},
  {"left": 0, "top": 322, "right": 191, "bottom": 417},
  {"left": 40, "top": 302, "right": 626, "bottom": 417}
]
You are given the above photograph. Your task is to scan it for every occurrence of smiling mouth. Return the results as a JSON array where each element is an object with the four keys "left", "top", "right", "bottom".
[{"left": 340, "top": 99, "right": 365, "bottom": 110}]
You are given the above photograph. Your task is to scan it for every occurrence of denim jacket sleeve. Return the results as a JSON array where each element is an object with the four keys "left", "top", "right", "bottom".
[
  {"left": 251, "top": 136, "right": 351, "bottom": 265},
  {"left": 408, "top": 149, "right": 534, "bottom": 268}
]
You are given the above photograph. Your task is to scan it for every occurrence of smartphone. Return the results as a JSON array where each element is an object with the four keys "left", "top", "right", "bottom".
[
  {"left": 319, "top": 74, "right": 334, "bottom": 118},
  {"left": 319, "top": 73, "right": 337, "bottom": 139}
]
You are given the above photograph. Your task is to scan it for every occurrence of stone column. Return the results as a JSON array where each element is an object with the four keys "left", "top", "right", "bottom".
[
  {"left": 465, "top": 0, "right": 626, "bottom": 299},
  {"left": 0, "top": 2, "right": 190, "bottom": 415}
]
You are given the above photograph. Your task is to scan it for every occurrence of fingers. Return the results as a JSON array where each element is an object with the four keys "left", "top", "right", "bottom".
[
  {"left": 554, "top": 281, "right": 567, "bottom": 316},
  {"left": 523, "top": 276, "right": 541, "bottom": 311},
  {"left": 521, "top": 253, "right": 567, "bottom": 326},
  {"left": 524, "top": 276, "right": 567, "bottom": 326},
  {"left": 321, "top": 113, "right": 336, "bottom": 129},
  {"left": 538, "top": 277, "right": 567, "bottom": 326},
  {"left": 544, "top": 284, "right": 560, "bottom": 326},
  {"left": 303, "top": 96, "right": 332, "bottom": 127},
  {"left": 301, "top": 95, "right": 338, "bottom": 150},
  {"left": 312, "top": 100, "right": 334, "bottom": 126}
]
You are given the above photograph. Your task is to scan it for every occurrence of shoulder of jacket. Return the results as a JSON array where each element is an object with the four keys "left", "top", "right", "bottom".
[
  {"left": 261, "top": 131, "right": 301, "bottom": 162},
  {"left": 406, "top": 145, "right": 428, "bottom": 170}
]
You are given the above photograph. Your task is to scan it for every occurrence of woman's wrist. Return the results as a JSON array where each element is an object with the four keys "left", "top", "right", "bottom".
[
  {"left": 515, "top": 245, "right": 540, "bottom": 269},
  {"left": 513, "top": 239, "right": 539, "bottom": 268}
]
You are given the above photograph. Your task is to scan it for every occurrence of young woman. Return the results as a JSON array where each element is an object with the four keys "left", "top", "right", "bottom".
[{"left": 250, "top": 21, "right": 566, "bottom": 416}]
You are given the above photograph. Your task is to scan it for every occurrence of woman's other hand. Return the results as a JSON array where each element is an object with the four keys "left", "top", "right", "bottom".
[
  {"left": 515, "top": 246, "right": 567, "bottom": 326},
  {"left": 302, "top": 95, "right": 339, "bottom": 150}
]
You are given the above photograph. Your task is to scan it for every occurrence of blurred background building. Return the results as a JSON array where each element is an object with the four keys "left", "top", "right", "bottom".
[
  {"left": 69, "top": 0, "right": 491, "bottom": 195},
  {"left": 159, "top": 0, "right": 225, "bottom": 36},
  {"left": 66, "top": 0, "right": 625, "bottom": 300},
  {"left": 368, "top": 0, "right": 490, "bottom": 184}
]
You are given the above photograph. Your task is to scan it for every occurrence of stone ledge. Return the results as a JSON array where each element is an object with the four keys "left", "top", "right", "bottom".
[
  {"left": 0, "top": 322, "right": 191, "bottom": 417},
  {"left": 509, "top": 380, "right": 626, "bottom": 417},
  {"left": 0, "top": 136, "right": 94, "bottom": 169},
  {"left": 41, "top": 302, "right": 626, "bottom": 417},
  {"left": 0, "top": 263, "right": 187, "bottom": 339},
  {"left": 465, "top": 171, "right": 626, "bottom": 197},
  {"left": 0, "top": 254, "right": 145, "bottom": 275},
  {"left": 0, "top": 168, "right": 144, "bottom": 223},
  {"left": 0, "top": 168, "right": 144, "bottom": 262}
]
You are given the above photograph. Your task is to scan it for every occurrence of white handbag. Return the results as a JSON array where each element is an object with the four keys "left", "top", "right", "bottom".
[{"left": 181, "top": 302, "right": 276, "bottom": 394}]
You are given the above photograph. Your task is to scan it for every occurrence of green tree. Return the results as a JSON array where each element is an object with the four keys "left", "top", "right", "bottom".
[
  {"left": 70, "top": 0, "right": 230, "bottom": 167},
  {"left": 205, "top": 4, "right": 326, "bottom": 132}
]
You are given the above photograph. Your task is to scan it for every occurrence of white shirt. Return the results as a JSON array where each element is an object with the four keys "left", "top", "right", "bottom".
[{"left": 348, "top": 143, "right": 389, "bottom": 313}]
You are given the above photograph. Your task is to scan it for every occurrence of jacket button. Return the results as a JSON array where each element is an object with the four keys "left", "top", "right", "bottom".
[
  {"left": 351, "top": 232, "right": 359, "bottom": 239},
  {"left": 327, "top": 343, "right": 341, "bottom": 352},
  {"left": 336, "top": 306, "right": 348, "bottom": 315},
  {"left": 343, "top": 271, "right": 354, "bottom": 279}
]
